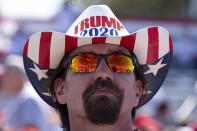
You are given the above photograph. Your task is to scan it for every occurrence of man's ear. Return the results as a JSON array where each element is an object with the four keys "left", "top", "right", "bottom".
[
  {"left": 54, "top": 78, "right": 67, "bottom": 104},
  {"left": 134, "top": 79, "right": 143, "bottom": 107}
]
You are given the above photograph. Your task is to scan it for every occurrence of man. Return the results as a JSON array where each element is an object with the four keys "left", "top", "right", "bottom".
[{"left": 23, "top": 5, "right": 173, "bottom": 131}]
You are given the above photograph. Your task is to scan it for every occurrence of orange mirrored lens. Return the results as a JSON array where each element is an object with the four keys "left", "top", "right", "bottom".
[
  {"left": 71, "top": 54, "right": 98, "bottom": 72},
  {"left": 108, "top": 54, "right": 134, "bottom": 72}
]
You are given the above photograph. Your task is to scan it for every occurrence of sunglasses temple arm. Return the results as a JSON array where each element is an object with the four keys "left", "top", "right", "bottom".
[
  {"left": 63, "top": 58, "right": 72, "bottom": 68},
  {"left": 134, "top": 59, "right": 137, "bottom": 66}
]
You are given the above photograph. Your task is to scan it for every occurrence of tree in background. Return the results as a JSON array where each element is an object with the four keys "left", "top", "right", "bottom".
[{"left": 73, "top": 0, "right": 189, "bottom": 18}]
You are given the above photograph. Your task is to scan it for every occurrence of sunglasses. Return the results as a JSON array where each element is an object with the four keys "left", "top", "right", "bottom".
[{"left": 65, "top": 52, "right": 136, "bottom": 73}]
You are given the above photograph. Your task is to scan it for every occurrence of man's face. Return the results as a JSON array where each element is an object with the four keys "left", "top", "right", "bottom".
[{"left": 55, "top": 44, "right": 141, "bottom": 125}]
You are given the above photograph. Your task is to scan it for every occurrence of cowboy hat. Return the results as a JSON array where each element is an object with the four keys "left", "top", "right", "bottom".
[{"left": 23, "top": 5, "right": 173, "bottom": 108}]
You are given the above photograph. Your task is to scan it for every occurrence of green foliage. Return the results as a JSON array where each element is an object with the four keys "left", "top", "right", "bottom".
[{"left": 79, "top": 0, "right": 186, "bottom": 18}]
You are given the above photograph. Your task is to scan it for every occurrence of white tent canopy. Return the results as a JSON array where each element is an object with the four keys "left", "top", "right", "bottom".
[{"left": 0, "top": 0, "right": 64, "bottom": 20}]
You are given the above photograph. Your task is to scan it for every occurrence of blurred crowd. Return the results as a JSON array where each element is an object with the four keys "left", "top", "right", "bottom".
[
  {"left": 0, "top": 55, "right": 62, "bottom": 131},
  {"left": 0, "top": 2, "right": 197, "bottom": 131},
  {"left": 135, "top": 88, "right": 197, "bottom": 131},
  {"left": 0, "top": 2, "right": 78, "bottom": 131}
]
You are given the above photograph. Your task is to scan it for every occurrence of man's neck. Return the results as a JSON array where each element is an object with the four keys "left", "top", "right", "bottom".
[{"left": 69, "top": 113, "right": 134, "bottom": 131}]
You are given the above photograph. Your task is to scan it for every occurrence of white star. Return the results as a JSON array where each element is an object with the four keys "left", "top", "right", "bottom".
[
  {"left": 30, "top": 63, "right": 48, "bottom": 81},
  {"left": 143, "top": 90, "right": 152, "bottom": 95},
  {"left": 42, "top": 92, "right": 50, "bottom": 97},
  {"left": 144, "top": 58, "right": 166, "bottom": 76}
]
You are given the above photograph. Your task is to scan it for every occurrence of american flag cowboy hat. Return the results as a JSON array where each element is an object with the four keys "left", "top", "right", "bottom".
[{"left": 23, "top": 5, "right": 173, "bottom": 108}]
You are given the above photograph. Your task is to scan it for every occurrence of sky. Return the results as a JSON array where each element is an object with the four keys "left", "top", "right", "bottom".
[{"left": 0, "top": 0, "right": 64, "bottom": 20}]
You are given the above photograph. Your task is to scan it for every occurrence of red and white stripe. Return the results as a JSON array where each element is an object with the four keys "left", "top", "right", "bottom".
[
  {"left": 134, "top": 28, "right": 148, "bottom": 64},
  {"left": 23, "top": 26, "right": 173, "bottom": 69},
  {"left": 50, "top": 32, "right": 65, "bottom": 68}
]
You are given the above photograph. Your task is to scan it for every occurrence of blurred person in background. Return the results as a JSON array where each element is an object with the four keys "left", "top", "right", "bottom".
[
  {"left": 192, "top": 121, "right": 197, "bottom": 131},
  {"left": 173, "top": 32, "right": 197, "bottom": 69},
  {"left": 153, "top": 101, "right": 172, "bottom": 126},
  {"left": 133, "top": 114, "right": 163, "bottom": 131},
  {"left": 0, "top": 55, "right": 48, "bottom": 131}
]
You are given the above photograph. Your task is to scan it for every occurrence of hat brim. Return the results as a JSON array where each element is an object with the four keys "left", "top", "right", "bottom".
[{"left": 23, "top": 26, "right": 173, "bottom": 108}]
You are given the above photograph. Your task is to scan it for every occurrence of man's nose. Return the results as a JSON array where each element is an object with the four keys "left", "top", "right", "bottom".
[{"left": 93, "top": 59, "right": 114, "bottom": 80}]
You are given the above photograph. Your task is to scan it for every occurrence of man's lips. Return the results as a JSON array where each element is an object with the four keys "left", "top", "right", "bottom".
[{"left": 90, "top": 88, "right": 117, "bottom": 96}]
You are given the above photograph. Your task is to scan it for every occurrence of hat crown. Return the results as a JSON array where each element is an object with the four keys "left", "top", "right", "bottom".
[{"left": 66, "top": 5, "right": 129, "bottom": 37}]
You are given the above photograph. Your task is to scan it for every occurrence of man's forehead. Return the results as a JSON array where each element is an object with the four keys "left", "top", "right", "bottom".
[{"left": 70, "top": 44, "right": 131, "bottom": 56}]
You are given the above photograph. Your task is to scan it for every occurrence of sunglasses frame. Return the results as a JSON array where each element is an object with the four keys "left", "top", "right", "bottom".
[{"left": 64, "top": 52, "right": 136, "bottom": 72}]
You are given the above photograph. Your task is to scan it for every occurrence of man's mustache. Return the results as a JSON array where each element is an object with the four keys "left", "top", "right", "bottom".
[{"left": 82, "top": 79, "right": 123, "bottom": 100}]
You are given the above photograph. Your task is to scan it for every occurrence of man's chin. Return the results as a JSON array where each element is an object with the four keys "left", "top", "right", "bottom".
[
  {"left": 84, "top": 95, "right": 122, "bottom": 125},
  {"left": 82, "top": 79, "right": 124, "bottom": 125}
]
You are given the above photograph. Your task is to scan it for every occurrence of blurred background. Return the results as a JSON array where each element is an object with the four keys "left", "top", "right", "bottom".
[{"left": 0, "top": 0, "right": 197, "bottom": 131}]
